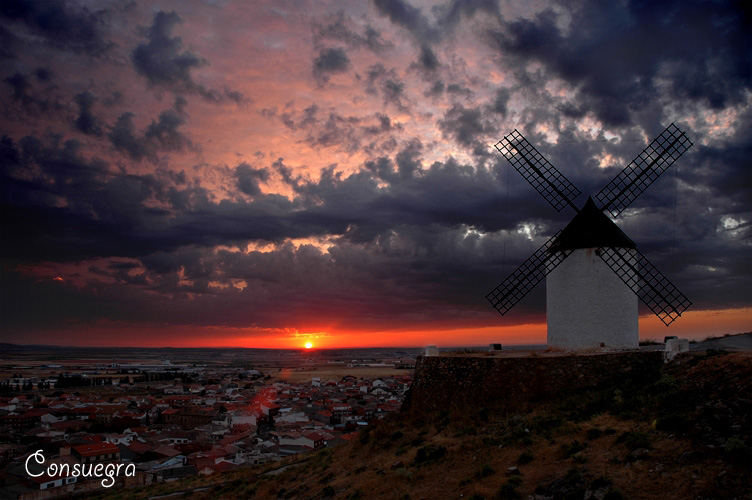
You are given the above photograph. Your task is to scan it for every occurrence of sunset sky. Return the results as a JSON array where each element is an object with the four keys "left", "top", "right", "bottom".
[{"left": 1, "top": 0, "right": 750, "bottom": 348}]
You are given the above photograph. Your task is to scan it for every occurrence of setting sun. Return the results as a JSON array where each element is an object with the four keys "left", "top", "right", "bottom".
[{"left": 305, "top": 342, "right": 313, "bottom": 349}]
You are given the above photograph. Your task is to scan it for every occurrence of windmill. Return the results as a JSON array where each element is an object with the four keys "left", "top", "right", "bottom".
[{"left": 487, "top": 124, "right": 693, "bottom": 350}]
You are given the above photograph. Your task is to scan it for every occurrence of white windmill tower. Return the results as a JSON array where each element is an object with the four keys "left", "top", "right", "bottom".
[{"left": 487, "top": 124, "right": 693, "bottom": 350}]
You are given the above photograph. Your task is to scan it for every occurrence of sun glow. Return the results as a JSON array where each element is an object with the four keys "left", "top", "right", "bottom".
[{"left": 304, "top": 341, "right": 313, "bottom": 349}]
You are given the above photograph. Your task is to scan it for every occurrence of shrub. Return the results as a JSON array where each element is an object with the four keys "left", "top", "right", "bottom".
[
  {"left": 586, "top": 428, "right": 603, "bottom": 440},
  {"left": 414, "top": 445, "right": 447, "bottom": 464},
  {"left": 517, "top": 451, "right": 534, "bottom": 465},
  {"left": 724, "top": 436, "right": 750, "bottom": 462},
  {"left": 347, "top": 489, "right": 364, "bottom": 500},
  {"left": 604, "top": 490, "right": 627, "bottom": 500},
  {"left": 474, "top": 464, "right": 495, "bottom": 479},
  {"left": 396, "top": 468, "right": 413, "bottom": 481},
  {"left": 497, "top": 482, "right": 520, "bottom": 499},
  {"left": 559, "top": 440, "right": 586, "bottom": 458},
  {"left": 411, "top": 435, "right": 425, "bottom": 446},
  {"left": 590, "top": 476, "right": 612, "bottom": 489},
  {"left": 358, "top": 427, "right": 371, "bottom": 445},
  {"left": 616, "top": 431, "right": 652, "bottom": 451},
  {"left": 318, "top": 472, "right": 334, "bottom": 484},
  {"left": 476, "top": 407, "right": 490, "bottom": 423},
  {"left": 655, "top": 414, "right": 690, "bottom": 433}
]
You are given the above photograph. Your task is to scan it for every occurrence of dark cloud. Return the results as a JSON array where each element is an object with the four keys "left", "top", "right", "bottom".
[
  {"left": 33, "top": 67, "right": 52, "bottom": 82},
  {"left": 373, "top": 0, "right": 440, "bottom": 44},
  {"left": 132, "top": 11, "right": 205, "bottom": 88},
  {"left": 364, "top": 63, "right": 388, "bottom": 95},
  {"left": 108, "top": 113, "right": 145, "bottom": 160},
  {"left": 395, "top": 138, "right": 422, "bottom": 179},
  {"left": 446, "top": 83, "right": 472, "bottom": 98},
  {"left": 144, "top": 96, "right": 191, "bottom": 151},
  {"left": 3, "top": 72, "right": 30, "bottom": 101},
  {"left": 109, "top": 97, "right": 193, "bottom": 162},
  {"left": 0, "top": 25, "right": 18, "bottom": 59},
  {"left": 491, "top": 87, "right": 509, "bottom": 115},
  {"left": 382, "top": 79, "right": 408, "bottom": 110},
  {"left": 132, "top": 10, "right": 244, "bottom": 104},
  {"left": 314, "top": 11, "right": 391, "bottom": 53},
  {"left": 312, "top": 47, "right": 351, "bottom": 82},
  {"left": 1, "top": 118, "right": 750, "bottom": 334},
  {"left": 488, "top": 0, "right": 752, "bottom": 127},
  {"left": 265, "top": 104, "right": 401, "bottom": 155},
  {"left": 417, "top": 43, "right": 439, "bottom": 71},
  {"left": 73, "top": 90, "right": 102, "bottom": 136},
  {"left": 425, "top": 80, "right": 445, "bottom": 97},
  {"left": 0, "top": 131, "right": 572, "bottom": 334},
  {"left": 362, "top": 64, "right": 410, "bottom": 110},
  {"left": 235, "top": 163, "right": 269, "bottom": 196},
  {"left": 0, "top": 0, "right": 113, "bottom": 55},
  {"left": 2, "top": 71, "right": 63, "bottom": 116},
  {"left": 0, "top": 130, "right": 527, "bottom": 265},
  {"left": 373, "top": 0, "right": 502, "bottom": 44},
  {"left": 438, "top": 103, "right": 492, "bottom": 150}
]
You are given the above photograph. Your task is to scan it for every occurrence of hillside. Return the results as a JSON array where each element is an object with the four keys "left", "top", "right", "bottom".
[{"left": 94, "top": 351, "right": 751, "bottom": 500}]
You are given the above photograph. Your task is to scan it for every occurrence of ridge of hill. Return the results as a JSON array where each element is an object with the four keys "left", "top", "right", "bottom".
[{"left": 95, "top": 351, "right": 751, "bottom": 500}]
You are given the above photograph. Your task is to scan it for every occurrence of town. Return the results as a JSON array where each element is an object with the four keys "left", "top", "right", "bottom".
[{"left": 0, "top": 350, "right": 415, "bottom": 499}]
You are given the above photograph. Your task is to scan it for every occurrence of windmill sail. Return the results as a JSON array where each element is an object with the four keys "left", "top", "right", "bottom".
[
  {"left": 487, "top": 231, "right": 572, "bottom": 315},
  {"left": 596, "top": 246, "right": 692, "bottom": 326},
  {"left": 495, "top": 130, "right": 581, "bottom": 212},
  {"left": 595, "top": 124, "right": 693, "bottom": 218}
]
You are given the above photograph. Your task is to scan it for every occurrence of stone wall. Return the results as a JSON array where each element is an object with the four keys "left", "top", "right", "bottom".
[{"left": 405, "top": 351, "right": 664, "bottom": 414}]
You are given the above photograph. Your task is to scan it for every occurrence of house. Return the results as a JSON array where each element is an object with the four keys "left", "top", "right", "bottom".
[
  {"left": 229, "top": 412, "right": 257, "bottom": 430},
  {"left": 154, "top": 444, "right": 182, "bottom": 459},
  {"left": 72, "top": 442, "right": 120, "bottom": 464},
  {"left": 21, "top": 454, "right": 79, "bottom": 490},
  {"left": 329, "top": 404, "right": 352, "bottom": 423},
  {"left": 259, "top": 402, "right": 281, "bottom": 417},
  {"left": 106, "top": 433, "right": 134, "bottom": 446},
  {"left": 302, "top": 432, "right": 326, "bottom": 450},
  {"left": 94, "top": 405, "right": 126, "bottom": 424},
  {"left": 1, "top": 412, "right": 43, "bottom": 429},
  {"left": 28, "top": 469, "right": 77, "bottom": 490},
  {"left": 163, "top": 407, "right": 217, "bottom": 429}
]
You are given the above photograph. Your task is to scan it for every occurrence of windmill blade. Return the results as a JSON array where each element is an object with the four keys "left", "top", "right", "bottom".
[
  {"left": 487, "top": 231, "right": 572, "bottom": 315},
  {"left": 495, "top": 130, "right": 581, "bottom": 212},
  {"left": 597, "top": 247, "right": 692, "bottom": 326},
  {"left": 595, "top": 124, "right": 693, "bottom": 218}
]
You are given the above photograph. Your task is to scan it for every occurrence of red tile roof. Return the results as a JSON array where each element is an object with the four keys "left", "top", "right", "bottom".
[{"left": 72, "top": 442, "right": 120, "bottom": 457}]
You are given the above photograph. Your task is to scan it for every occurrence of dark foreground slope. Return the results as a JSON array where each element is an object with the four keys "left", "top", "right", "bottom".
[{"left": 94, "top": 351, "right": 751, "bottom": 500}]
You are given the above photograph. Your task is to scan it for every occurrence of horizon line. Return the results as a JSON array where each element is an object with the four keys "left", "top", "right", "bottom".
[{"left": 0, "top": 342, "right": 546, "bottom": 350}]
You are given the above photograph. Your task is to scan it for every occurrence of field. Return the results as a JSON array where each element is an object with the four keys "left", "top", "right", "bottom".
[{"left": 269, "top": 366, "right": 412, "bottom": 383}]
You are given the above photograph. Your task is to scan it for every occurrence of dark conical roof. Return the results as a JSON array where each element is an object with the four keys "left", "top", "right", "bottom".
[{"left": 549, "top": 197, "right": 636, "bottom": 253}]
